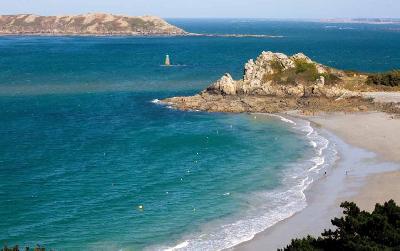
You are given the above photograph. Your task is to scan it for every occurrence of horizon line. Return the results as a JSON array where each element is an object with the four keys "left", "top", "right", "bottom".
[{"left": 1, "top": 13, "right": 399, "bottom": 20}]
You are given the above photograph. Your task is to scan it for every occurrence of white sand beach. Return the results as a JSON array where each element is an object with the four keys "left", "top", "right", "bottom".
[
  {"left": 307, "top": 112, "right": 400, "bottom": 211},
  {"left": 234, "top": 112, "right": 400, "bottom": 250}
]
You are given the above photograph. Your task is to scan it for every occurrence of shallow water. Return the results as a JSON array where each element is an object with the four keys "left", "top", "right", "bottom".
[{"left": 0, "top": 19, "right": 399, "bottom": 250}]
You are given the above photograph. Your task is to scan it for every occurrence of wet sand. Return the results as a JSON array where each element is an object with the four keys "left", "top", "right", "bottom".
[
  {"left": 234, "top": 112, "right": 400, "bottom": 250},
  {"left": 307, "top": 112, "right": 400, "bottom": 211}
]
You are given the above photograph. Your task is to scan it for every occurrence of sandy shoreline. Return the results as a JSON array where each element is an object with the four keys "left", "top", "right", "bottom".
[
  {"left": 234, "top": 112, "right": 400, "bottom": 251},
  {"left": 305, "top": 112, "right": 400, "bottom": 211}
]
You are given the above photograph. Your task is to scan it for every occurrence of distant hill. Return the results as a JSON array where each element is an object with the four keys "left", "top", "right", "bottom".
[
  {"left": 0, "top": 13, "right": 187, "bottom": 35},
  {"left": 320, "top": 18, "right": 400, "bottom": 24}
]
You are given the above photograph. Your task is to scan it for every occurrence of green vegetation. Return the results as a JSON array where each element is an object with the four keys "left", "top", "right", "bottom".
[
  {"left": 270, "top": 59, "right": 285, "bottom": 73},
  {"left": 280, "top": 200, "right": 400, "bottom": 251},
  {"left": 263, "top": 59, "right": 339, "bottom": 86},
  {"left": 294, "top": 59, "right": 318, "bottom": 75},
  {"left": 367, "top": 70, "right": 400, "bottom": 87}
]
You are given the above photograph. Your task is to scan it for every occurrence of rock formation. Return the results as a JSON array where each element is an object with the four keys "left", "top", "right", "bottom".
[
  {"left": 205, "top": 51, "right": 356, "bottom": 98},
  {"left": 161, "top": 51, "right": 381, "bottom": 113},
  {"left": 0, "top": 13, "right": 187, "bottom": 35}
]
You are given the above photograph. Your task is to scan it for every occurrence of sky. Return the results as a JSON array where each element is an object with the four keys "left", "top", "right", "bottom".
[{"left": 0, "top": 0, "right": 399, "bottom": 18}]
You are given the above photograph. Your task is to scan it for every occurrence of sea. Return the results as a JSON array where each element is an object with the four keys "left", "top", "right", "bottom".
[{"left": 0, "top": 19, "right": 399, "bottom": 250}]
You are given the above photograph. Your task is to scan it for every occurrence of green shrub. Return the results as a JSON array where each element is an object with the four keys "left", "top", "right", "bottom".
[
  {"left": 263, "top": 59, "right": 341, "bottom": 86},
  {"left": 271, "top": 59, "right": 284, "bottom": 73},
  {"left": 280, "top": 200, "right": 400, "bottom": 250},
  {"left": 294, "top": 59, "right": 317, "bottom": 73},
  {"left": 367, "top": 70, "right": 400, "bottom": 87},
  {"left": 294, "top": 59, "right": 319, "bottom": 81}
]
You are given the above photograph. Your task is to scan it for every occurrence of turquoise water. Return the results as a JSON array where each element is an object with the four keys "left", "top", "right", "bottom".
[{"left": 0, "top": 20, "right": 399, "bottom": 250}]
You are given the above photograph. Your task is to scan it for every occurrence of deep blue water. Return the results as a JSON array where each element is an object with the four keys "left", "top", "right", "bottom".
[{"left": 0, "top": 20, "right": 399, "bottom": 250}]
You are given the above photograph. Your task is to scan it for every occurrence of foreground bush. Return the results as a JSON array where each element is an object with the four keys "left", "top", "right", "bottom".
[
  {"left": 367, "top": 70, "right": 400, "bottom": 87},
  {"left": 2, "top": 245, "right": 46, "bottom": 251},
  {"left": 280, "top": 200, "right": 400, "bottom": 250}
]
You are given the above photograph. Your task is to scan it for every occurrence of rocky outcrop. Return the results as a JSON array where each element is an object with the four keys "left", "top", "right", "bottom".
[
  {"left": 0, "top": 13, "right": 187, "bottom": 35},
  {"left": 204, "top": 51, "right": 356, "bottom": 98},
  {"left": 161, "top": 51, "right": 375, "bottom": 113},
  {"left": 206, "top": 73, "right": 237, "bottom": 95}
]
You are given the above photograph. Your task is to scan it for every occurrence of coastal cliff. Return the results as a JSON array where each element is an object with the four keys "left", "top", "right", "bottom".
[
  {"left": 0, "top": 13, "right": 187, "bottom": 35},
  {"left": 162, "top": 51, "right": 400, "bottom": 114}
]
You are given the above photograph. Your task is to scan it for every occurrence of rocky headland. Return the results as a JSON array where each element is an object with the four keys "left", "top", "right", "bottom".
[
  {"left": 162, "top": 51, "right": 400, "bottom": 114},
  {"left": 0, "top": 14, "right": 286, "bottom": 38},
  {"left": 0, "top": 13, "right": 187, "bottom": 35}
]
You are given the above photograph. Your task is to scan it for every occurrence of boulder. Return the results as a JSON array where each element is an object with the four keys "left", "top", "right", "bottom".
[{"left": 206, "top": 73, "right": 237, "bottom": 95}]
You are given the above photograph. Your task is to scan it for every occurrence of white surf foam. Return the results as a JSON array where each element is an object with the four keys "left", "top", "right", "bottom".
[
  {"left": 158, "top": 175, "right": 314, "bottom": 251},
  {"left": 309, "top": 156, "right": 325, "bottom": 172},
  {"left": 268, "top": 114, "right": 297, "bottom": 125},
  {"left": 165, "top": 241, "right": 189, "bottom": 251},
  {"left": 310, "top": 140, "right": 317, "bottom": 148}
]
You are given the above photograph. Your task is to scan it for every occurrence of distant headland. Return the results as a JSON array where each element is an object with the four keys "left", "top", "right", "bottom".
[
  {"left": 319, "top": 18, "right": 400, "bottom": 24},
  {"left": 0, "top": 13, "right": 187, "bottom": 36},
  {"left": 0, "top": 13, "right": 284, "bottom": 38}
]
